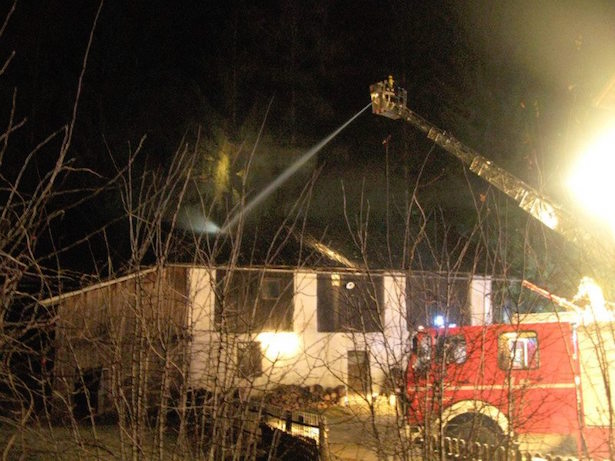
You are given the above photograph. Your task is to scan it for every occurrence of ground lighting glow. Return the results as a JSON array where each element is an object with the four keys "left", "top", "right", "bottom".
[
  {"left": 256, "top": 332, "right": 300, "bottom": 361},
  {"left": 568, "top": 128, "right": 615, "bottom": 238}
]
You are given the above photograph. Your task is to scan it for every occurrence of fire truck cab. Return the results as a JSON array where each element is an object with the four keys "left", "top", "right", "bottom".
[{"left": 407, "top": 316, "right": 615, "bottom": 459}]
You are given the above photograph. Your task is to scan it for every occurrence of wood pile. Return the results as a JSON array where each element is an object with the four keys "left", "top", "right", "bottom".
[{"left": 265, "top": 384, "right": 347, "bottom": 410}]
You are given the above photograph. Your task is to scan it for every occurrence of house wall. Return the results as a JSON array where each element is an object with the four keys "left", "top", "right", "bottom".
[
  {"left": 51, "top": 267, "right": 189, "bottom": 417},
  {"left": 188, "top": 268, "right": 410, "bottom": 395},
  {"left": 188, "top": 267, "right": 227, "bottom": 390},
  {"left": 469, "top": 276, "right": 493, "bottom": 326}
]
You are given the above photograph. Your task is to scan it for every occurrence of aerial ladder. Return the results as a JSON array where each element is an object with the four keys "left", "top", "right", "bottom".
[{"left": 369, "top": 77, "right": 614, "bottom": 274}]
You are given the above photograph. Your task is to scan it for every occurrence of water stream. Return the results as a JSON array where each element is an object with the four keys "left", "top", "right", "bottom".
[{"left": 220, "top": 102, "right": 372, "bottom": 234}]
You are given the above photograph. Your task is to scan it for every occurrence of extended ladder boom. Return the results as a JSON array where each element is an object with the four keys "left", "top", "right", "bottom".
[
  {"left": 369, "top": 78, "right": 592, "bottom": 247},
  {"left": 521, "top": 279, "right": 584, "bottom": 314}
]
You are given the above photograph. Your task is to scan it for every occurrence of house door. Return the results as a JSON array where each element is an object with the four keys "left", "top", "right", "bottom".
[
  {"left": 73, "top": 367, "right": 102, "bottom": 420},
  {"left": 347, "top": 350, "right": 369, "bottom": 394}
]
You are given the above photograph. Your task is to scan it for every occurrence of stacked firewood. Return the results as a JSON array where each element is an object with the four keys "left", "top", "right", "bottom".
[{"left": 265, "top": 384, "right": 347, "bottom": 410}]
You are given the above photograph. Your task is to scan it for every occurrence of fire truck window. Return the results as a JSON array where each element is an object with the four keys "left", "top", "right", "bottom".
[
  {"left": 417, "top": 335, "right": 431, "bottom": 359},
  {"left": 436, "top": 334, "right": 467, "bottom": 364},
  {"left": 498, "top": 332, "right": 539, "bottom": 370},
  {"left": 411, "top": 334, "right": 432, "bottom": 373}
]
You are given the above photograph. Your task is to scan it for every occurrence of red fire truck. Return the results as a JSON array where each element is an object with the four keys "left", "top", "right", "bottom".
[
  {"left": 406, "top": 314, "right": 615, "bottom": 459},
  {"left": 369, "top": 78, "right": 615, "bottom": 458}
]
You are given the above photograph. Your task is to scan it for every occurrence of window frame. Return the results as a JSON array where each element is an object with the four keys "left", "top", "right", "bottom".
[
  {"left": 498, "top": 331, "right": 539, "bottom": 370},
  {"left": 316, "top": 273, "right": 384, "bottom": 333},
  {"left": 215, "top": 270, "right": 294, "bottom": 333}
]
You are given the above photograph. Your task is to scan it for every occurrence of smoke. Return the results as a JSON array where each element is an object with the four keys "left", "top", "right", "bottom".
[{"left": 178, "top": 205, "right": 220, "bottom": 234}]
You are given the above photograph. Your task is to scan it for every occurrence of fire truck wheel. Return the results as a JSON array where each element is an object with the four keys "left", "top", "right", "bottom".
[{"left": 443, "top": 413, "right": 505, "bottom": 446}]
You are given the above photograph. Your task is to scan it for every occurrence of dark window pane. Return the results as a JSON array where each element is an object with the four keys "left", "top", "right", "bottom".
[
  {"left": 317, "top": 274, "right": 384, "bottom": 332},
  {"left": 215, "top": 270, "right": 294, "bottom": 333},
  {"left": 406, "top": 274, "right": 470, "bottom": 329},
  {"left": 261, "top": 278, "right": 281, "bottom": 300}
]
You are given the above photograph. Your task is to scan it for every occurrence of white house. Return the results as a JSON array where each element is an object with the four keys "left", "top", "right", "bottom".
[{"left": 46, "top": 265, "right": 494, "bottom": 416}]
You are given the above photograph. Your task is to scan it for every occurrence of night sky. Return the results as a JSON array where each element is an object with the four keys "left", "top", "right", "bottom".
[{"left": 3, "top": 0, "right": 615, "bottom": 273}]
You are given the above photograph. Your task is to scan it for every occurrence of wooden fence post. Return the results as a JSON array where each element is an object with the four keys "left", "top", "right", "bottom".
[{"left": 319, "top": 415, "right": 330, "bottom": 461}]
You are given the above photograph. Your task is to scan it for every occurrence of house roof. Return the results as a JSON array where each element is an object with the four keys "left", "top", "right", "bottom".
[
  {"left": 39, "top": 260, "right": 510, "bottom": 309},
  {"left": 39, "top": 266, "right": 160, "bottom": 307}
]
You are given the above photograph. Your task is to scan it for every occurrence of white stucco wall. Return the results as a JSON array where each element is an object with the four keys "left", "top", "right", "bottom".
[
  {"left": 469, "top": 275, "right": 493, "bottom": 326},
  {"left": 250, "top": 272, "right": 409, "bottom": 393},
  {"left": 188, "top": 267, "right": 233, "bottom": 390}
]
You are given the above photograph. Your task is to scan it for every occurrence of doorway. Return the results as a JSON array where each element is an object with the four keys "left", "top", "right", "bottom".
[
  {"left": 73, "top": 367, "right": 102, "bottom": 420},
  {"left": 347, "top": 350, "right": 370, "bottom": 394}
]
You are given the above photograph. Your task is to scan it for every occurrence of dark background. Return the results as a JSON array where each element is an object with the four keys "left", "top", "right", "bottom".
[{"left": 2, "top": 0, "right": 615, "bottom": 275}]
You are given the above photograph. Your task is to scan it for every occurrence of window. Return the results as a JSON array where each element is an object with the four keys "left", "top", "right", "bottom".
[
  {"left": 436, "top": 334, "right": 467, "bottom": 364},
  {"left": 237, "top": 341, "right": 262, "bottom": 378},
  {"left": 261, "top": 278, "right": 281, "bottom": 300},
  {"left": 412, "top": 334, "right": 432, "bottom": 359},
  {"left": 498, "top": 331, "right": 539, "bottom": 370},
  {"left": 215, "top": 270, "right": 294, "bottom": 333},
  {"left": 317, "top": 274, "right": 384, "bottom": 332},
  {"left": 411, "top": 333, "right": 432, "bottom": 374},
  {"left": 406, "top": 275, "right": 470, "bottom": 328}
]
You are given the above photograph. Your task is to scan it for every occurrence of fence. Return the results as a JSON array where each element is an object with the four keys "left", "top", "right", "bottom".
[
  {"left": 259, "top": 405, "right": 329, "bottom": 461},
  {"left": 261, "top": 406, "right": 322, "bottom": 442}
]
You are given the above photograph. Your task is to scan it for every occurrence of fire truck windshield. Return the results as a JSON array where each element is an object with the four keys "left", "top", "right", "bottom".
[
  {"left": 436, "top": 334, "right": 467, "bottom": 365},
  {"left": 411, "top": 332, "right": 469, "bottom": 373}
]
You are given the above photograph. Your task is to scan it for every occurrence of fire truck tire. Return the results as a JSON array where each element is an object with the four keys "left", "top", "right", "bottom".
[{"left": 443, "top": 413, "right": 505, "bottom": 446}]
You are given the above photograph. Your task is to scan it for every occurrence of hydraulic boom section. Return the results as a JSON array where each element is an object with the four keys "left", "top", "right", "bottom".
[{"left": 370, "top": 77, "right": 592, "bottom": 248}]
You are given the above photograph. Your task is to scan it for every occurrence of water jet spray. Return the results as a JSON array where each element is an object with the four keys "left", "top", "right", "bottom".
[{"left": 219, "top": 102, "right": 372, "bottom": 234}]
